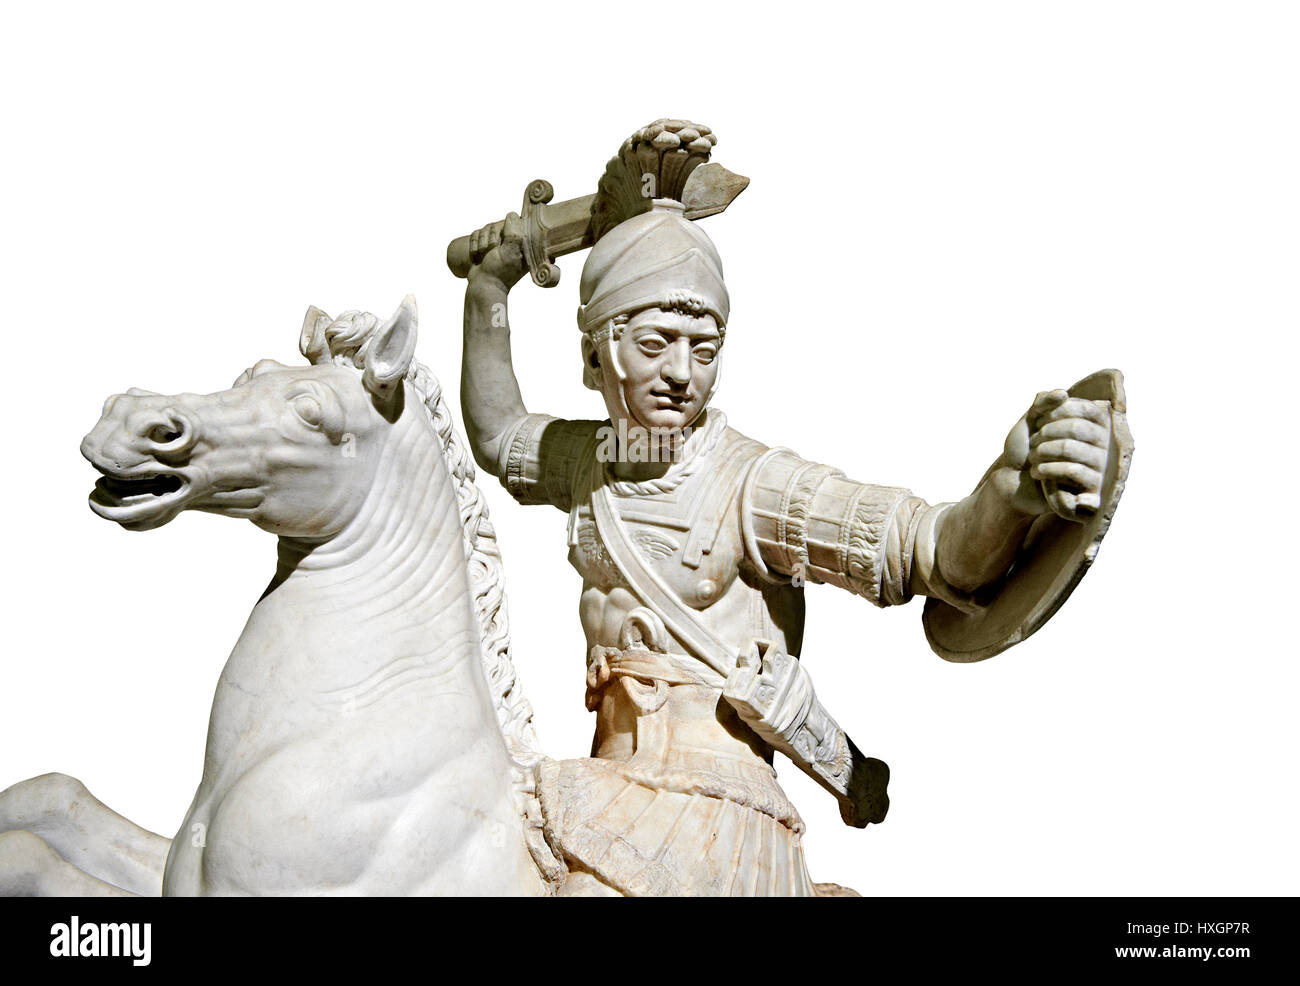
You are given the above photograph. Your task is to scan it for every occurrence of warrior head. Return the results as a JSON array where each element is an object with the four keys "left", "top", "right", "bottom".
[{"left": 576, "top": 202, "right": 728, "bottom": 443}]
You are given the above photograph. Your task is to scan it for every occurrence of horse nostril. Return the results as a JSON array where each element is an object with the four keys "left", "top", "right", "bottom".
[
  {"left": 145, "top": 410, "right": 194, "bottom": 456},
  {"left": 149, "top": 424, "right": 183, "bottom": 444}
]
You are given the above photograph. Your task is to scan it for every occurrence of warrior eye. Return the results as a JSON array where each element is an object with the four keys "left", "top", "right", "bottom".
[
  {"left": 693, "top": 344, "right": 717, "bottom": 365},
  {"left": 292, "top": 394, "right": 324, "bottom": 427},
  {"left": 637, "top": 336, "right": 668, "bottom": 356}
]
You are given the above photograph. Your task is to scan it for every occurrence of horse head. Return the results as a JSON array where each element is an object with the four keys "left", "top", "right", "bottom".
[
  {"left": 81, "top": 297, "right": 420, "bottom": 535},
  {"left": 71, "top": 295, "right": 555, "bottom": 895}
]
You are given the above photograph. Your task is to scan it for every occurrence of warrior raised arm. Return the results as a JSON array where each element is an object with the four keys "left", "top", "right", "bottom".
[
  {"left": 460, "top": 224, "right": 531, "bottom": 473},
  {"left": 459, "top": 120, "right": 748, "bottom": 478}
]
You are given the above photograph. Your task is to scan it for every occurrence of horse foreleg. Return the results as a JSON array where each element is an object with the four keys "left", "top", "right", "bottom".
[
  {"left": 0, "top": 829, "right": 136, "bottom": 896},
  {"left": 0, "top": 773, "right": 170, "bottom": 896}
]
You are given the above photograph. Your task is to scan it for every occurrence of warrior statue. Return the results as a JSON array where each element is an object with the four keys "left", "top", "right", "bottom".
[{"left": 453, "top": 119, "right": 1132, "bottom": 896}]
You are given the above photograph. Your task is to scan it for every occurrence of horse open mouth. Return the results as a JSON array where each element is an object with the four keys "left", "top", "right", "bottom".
[{"left": 89, "top": 470, "right": 188, "bottom": 527}]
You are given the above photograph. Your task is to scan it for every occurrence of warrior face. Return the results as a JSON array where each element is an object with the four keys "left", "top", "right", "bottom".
[
  {"left": 584, "top": 305, "right": 722, "bottom": 434},
  {"left": 578, "top": 208, "right": 729, "bottom": 443}
]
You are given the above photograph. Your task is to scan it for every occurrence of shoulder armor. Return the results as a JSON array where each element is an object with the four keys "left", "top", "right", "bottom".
[
  {"left": 499, "top": 414, "right": 604, "bottom": 512},
  {"left": 741, "top": 447, "right": 925, "bottom": 607}
]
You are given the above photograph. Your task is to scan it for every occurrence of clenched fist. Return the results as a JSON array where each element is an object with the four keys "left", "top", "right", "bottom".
[
  {"left": 994, "top": 389, "right": 1112, "bottom": 522},
  {"left": 465, "top": 218, "right": 529, "bottom": 291}
]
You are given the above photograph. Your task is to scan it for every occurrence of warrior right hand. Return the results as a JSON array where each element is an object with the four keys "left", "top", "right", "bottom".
[{"left": 467, "top": 218, "right": 529, "bottom": 291}]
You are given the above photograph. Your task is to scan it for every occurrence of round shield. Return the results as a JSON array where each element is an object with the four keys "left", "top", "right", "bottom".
[{"left": 922, "top": 368, "right": 1134, "bottom": 662}]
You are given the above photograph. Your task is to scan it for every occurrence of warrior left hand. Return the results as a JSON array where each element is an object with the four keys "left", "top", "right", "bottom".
[{"left": 995, "top": 389, "right": 1111, "bottom": 522}]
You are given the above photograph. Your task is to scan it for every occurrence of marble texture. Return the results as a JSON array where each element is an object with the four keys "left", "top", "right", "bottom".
[
  {"left": 2, "top": 299, "right": 555, "bottom": 895},
  {"left": 0, "top": 119, "right": 1131, "bottom": 897}
]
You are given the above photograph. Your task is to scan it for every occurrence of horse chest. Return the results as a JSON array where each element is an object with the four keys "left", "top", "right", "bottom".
[
  {"left": 171, "top": 630, "right": 518, "bottom": 894},
  {"left": 170, "top": 699, "right": 511, "bottom": 895}
]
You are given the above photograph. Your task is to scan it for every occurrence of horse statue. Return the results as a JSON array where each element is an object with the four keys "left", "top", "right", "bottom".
[{"left": 0, "top": 297, "right": 562, "bottom": 895}]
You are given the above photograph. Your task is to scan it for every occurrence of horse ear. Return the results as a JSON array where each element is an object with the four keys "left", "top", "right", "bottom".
[
  {"left": 363, "top": 295, "right": 418, "bottom": 402},
  {"left": 300, "top": 305, "right": 331, "bottom": 364}
]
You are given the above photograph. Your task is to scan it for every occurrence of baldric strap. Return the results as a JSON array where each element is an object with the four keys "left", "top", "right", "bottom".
[{"left": 583, "top": 441, "right": 890, "bottom": 827}]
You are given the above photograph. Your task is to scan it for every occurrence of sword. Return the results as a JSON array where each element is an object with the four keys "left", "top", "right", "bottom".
[{"left": 446, "top": 135, "right": 749, "bottom": 288}]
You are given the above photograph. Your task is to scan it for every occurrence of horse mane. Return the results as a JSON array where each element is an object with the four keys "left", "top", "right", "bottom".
[
  {"left": 311, "top": 309, "right": 563, "bottom": 883},
  {"left": 406, "top": 360, "right": 542, "bottom": 759}
]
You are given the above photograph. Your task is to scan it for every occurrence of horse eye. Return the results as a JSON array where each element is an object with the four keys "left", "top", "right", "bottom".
[{"left": 292, "top": 394, "right": 324, "bottom": 427}]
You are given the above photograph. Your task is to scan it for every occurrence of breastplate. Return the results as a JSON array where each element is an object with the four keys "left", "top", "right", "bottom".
[{"left": 567, "top": 428, "right": 761, "bottom": 610}]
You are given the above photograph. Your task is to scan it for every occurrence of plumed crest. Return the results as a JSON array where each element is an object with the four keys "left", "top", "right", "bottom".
[{"left": 590, "top": 119, "right": 718, "bottom": 243}]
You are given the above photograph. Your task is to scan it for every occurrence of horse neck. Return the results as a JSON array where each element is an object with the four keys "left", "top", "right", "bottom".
[{"left": 259, "top": 410, "right": 481, "bottom": 676}]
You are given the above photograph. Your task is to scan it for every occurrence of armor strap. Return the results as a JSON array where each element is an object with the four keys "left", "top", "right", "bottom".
[
  {"left": 584, "top": 444, "right": 889, "bottom": 826},
  {"left": 586, "top": 448, "right": 734, "bottom": 679}
]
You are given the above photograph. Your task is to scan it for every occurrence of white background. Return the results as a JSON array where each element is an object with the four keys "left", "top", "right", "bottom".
[{"left": 1, "top": 1, "right": 1296, "bottom": 896}]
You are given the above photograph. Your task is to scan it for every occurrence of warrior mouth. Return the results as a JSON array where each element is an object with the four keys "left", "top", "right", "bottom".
[{"left": 651, "top": 390, "right": 690, "bottom": 407}]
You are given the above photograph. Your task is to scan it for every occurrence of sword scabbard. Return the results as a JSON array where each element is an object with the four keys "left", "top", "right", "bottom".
[{"left": 723, "top": 639, "right": 890, "bottom": 828}]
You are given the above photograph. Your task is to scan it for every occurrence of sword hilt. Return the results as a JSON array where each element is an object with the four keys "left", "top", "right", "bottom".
[{"left": 446, "top": 177, "right": 588, "bottom": 287}]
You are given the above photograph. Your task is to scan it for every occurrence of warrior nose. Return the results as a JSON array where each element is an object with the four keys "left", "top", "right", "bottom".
[{"left": 663, "top": 341, "right": 692, "bottom": 386}]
